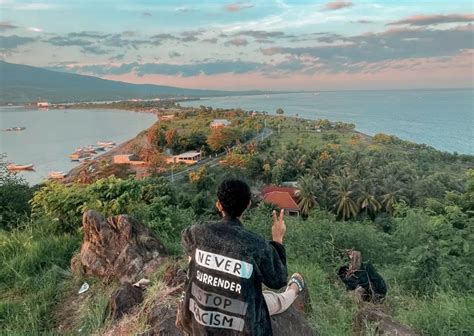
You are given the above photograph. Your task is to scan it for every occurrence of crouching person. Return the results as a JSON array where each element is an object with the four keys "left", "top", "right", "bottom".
[
  {"left": 338, "top": 250, "right": 387, "bottom": 303},
  {"left": 177, "top": 179, "right": 305, "bottom": 335}
]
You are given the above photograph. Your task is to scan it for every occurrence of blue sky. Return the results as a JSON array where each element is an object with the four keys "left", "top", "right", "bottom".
[{"left": 1, "top": 0, "right": 473, "bottom": 89}]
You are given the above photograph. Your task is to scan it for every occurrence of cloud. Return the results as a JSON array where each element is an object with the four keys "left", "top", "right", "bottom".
[
  {"left": 0, "top": 35, "right": 35, "bottom": 52},
  {"left": 354, "top": 19, "right": 374, "bottom": 24},
  {"left": 324, "top": 1, "right": 353, "bottom": 11},
  {"left": 202, "top": 37, "right": 218, "bottom": 44},
  {"left": 261, "top": 25, "right": 474, "bottom": 73},
  {"left": 68, "top": 31, "right": 110, "bottom": 39},
  {"left": 53, "top": 60, "right": 262, "bottom": 77},
  {"left": 0, "top": 22, "right": 19, "bottom": 31},
  {"left": 8, "top": 2, "right": 57, "bottom": 10},
  {"left": 47, "top": 36, "right": 93, "bottom": 47},
  {"left": 27, "top": 27, "right": 43, "bottom": 32},
  {"left": 142, "top": 12, "right": 152, "bottom": 17},
  {"left": 388, "top": 14, "right": 474, "bottom": 27},
  {"left": 169, "top": 51, "right": 181, "bottom": 58},
  {"left": 224, "top": 2, "right": 254, "bottom": 12},
  {"left": 176, "top": 7, "right": 197, "bottom": 13},
  {"left": 122, "top": 31, "right": 138, "bottom": 37},
  {"left": 225, "top": 37, "right": 249, "bottom": 46},
  {"left": 81, "top": 45, "right": 111, "bottom": 55},
  {"left": 233, "top": 30, "right": 289, "bottom": 39},
  {"left": 109, "top": 54, "right": 125, "bottom": 62},
  {"left": 151, "top": 33, "right": 176, "bottom": 40}
]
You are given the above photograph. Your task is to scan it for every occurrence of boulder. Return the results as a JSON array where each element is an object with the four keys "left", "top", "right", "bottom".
[
  {"left": 355, "top": 305, "right": 417, "bottom": 336},
  {"left": 75, "top": 210, "right": 167, "bottom": 283},
  {"left": 272, "top": 306, "right": 315, "bottom": 336},
  {"left": 109, "top": 283, "right": 144, "bottom": 320}
]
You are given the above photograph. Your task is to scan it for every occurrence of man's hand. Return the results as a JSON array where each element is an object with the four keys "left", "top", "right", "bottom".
[{"left": 272, "top": 209, "right": 286, "bottom": 244}]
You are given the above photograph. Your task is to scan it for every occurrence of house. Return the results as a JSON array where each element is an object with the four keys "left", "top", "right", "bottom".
[
  {"left": 113, "top": 154, "right": 147, "bottom": 166},
  {"left": 210, "top": 119, "right": 231, "bottom": 129},
  {"left": 261, "top": 186, "right": 300, "bottom": 216},
  {"left": 166, "top": 151, "right": 202, "bottom": 165},
  {"left": 37, "top": 101, "right": 49, "bottom": 108},
  {"left": 159, "top": 114, "right": 175, "bottom": 121}
]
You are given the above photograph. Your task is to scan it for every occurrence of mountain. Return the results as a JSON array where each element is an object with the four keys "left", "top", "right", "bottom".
[{"left": 0, "top": 61, "right": 269, "bottom": 104}]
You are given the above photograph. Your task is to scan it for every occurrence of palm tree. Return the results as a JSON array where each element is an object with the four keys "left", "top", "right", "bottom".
[
  {"left": 357, "top": 180, "right": 381, "bottom": 216},
  {"left": 297, "top": 175, "right": 319, "bottom": 217},
  {"left": 380, "top": 177, "right": 404, "bottom": 214},
  {"left": 329, "top": 176, "right": 359, "bottom": 220}
]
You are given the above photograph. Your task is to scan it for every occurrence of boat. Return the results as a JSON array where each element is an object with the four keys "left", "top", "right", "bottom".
[
  {"left": 74, "top": 147, "right": 97, "bottom": 155},
  {"left": 4, "top": 127, "right": 26, "bottom": 131},
  {"left": 7, "top": 164, "right": 34, "bottom": 171},
  {"left": 69, "top": 151, "right": 92, "bottom": 161},
  {"left": 49, "top": 171, "right": 67, "bottom": 179},
  {"left": 94, "top": 145, "right": 106, "bottom": 151},
  {"left": 97, "top": 141, "right": 116, "bottom": 147}
]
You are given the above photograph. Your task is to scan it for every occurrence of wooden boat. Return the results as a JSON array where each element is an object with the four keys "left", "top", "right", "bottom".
[
  {"left": 69, "top": 152, "right": 92, "bottom": 161},
  {"left": 7, "top": 163, "right": 34, "bottom": 171},
  {"left": 94, "top": 145, "right": 106, "bottom": 151},
  {"left": 49, "top": 171, "right": 67, "bottom": 179},
  {"left": 97, "top": 141, "right": 116, "bottom": 147},
  {"left": 4, "top": 126, "right": 26, "bottom": 131}
]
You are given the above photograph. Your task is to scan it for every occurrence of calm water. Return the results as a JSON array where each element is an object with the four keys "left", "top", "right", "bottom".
[
  {"left": 181, "top": 89, "right": 473, "bottom": 155},
  {"left": 0, "top": 108, "right": 157, "bottom": 184}
]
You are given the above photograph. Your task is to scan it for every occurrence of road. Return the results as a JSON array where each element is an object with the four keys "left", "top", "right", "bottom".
[{"left": 164, "top": 127, "right": 273, "bottom": 182}]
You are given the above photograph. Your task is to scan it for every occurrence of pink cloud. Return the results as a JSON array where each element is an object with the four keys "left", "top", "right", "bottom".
[
  {"left": 226, "top": 37, "right": 249, "bottom": 47},
  {"left": 102, "top": 51, "right": 473, "bottom": 91},
  {"left": 224, "top": 2, "right": 254, "bottom": 12},
  {"left": 324, "top": 1, "right": 353, "bottom": 11},
  {"left": 388, "top": 14, "right": 474, "bottom": 26}
]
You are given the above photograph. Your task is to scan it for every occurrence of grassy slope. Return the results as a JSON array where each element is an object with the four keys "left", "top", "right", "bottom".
[{"left": 1, "top": 114, "right": 472, "bottom": 335}]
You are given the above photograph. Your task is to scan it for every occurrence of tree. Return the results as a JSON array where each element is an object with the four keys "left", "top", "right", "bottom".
[
  {"left": 276, "top": 108, "right": 284, "bottom": 115},
  {"left": 380, "top": 177, "right": 404, "bottom": 214},
  {"left": 207, "top": 127, "right": 241, "bottom": 153},
  {"left": 165, "top": 129, "right": 179, "bottom": 148},
  {"left": 297, "top": 175, "right": 319, "bottom": 217},
  {"left": 329, "top": 176, "right": 359, "bottom": 220},
  {"left": 0, "top": 155, "right": 33, "bottom": 229},
  {"left": 357, "top": 180, "right": 381, "bottom": 216}
]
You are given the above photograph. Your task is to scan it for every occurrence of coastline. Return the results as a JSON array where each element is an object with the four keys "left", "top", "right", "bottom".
[{"left": 61, "top": 111, "right": 376, "bottom": 184}]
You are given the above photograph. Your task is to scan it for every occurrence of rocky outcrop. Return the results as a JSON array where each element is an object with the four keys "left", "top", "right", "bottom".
[
  {"left": 109, "top": 283, "right": 144, "bottom": 320},
  {"left": 73, "top": 210, "right": 167, "bottom": 283},
  {"left": 355, "top": 305, "right": 417, "bottom": 336}
]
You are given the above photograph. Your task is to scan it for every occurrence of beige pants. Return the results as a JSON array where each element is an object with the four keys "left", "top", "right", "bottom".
[{"left": 263, "top": 288, "right": 297, "bottom": 316}]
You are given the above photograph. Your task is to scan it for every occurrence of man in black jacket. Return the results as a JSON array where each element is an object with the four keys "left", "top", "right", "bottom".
[{"left": 179, "top": 179, "right": 304, "bottom": 335}]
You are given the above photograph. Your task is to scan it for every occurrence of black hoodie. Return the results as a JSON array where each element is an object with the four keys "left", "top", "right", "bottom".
[{"left": 180, "top": 216, "right": 288, "bottom": 335}]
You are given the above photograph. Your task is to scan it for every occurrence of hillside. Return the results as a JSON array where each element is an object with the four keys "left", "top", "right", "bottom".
[
  {"left": 1, "top": 110, "right": 473, "bottom": 335},
  {"left": 0, "top": 61, "right": 271, "bottom": 104}
]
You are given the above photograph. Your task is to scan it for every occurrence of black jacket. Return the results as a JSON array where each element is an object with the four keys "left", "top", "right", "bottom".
[
  {"left": 338, "top": 261, "right": 387, "bottom": 301},
  {"left": 180, "top": 216, "right": 288, "bottom": 335}
]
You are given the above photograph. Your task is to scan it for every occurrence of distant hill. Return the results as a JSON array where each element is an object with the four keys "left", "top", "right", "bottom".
[{"left": 0, "top": 61, "right": 270, "bottom": 104}]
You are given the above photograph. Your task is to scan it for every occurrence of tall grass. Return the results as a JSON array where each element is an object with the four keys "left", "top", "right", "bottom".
[{"left": 0, "top": 218, "right": 79, "bottom": 334}]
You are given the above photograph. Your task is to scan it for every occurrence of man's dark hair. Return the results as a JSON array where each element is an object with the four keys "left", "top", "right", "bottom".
[{"left": 217, "top": 179, "right": 251, "bottom": 217}]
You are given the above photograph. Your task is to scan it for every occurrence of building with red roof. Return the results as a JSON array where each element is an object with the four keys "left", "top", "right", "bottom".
[{"left": 261, "top": 186, "right": 300, "bottom": 216}]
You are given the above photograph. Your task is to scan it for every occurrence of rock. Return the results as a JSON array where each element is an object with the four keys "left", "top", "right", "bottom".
[
  {"left": 272, "top": 306, "right": 316, "bottom": 336},
  {"left": 142, "top": 303, "right": 183, "bottom": 336},
  {"left": 109, "top": 283, "right": 144, "bottom": 320},
  {"left": 76, "top": 210, "right": 167, "bottom": 283},
  {"left": 355, "top": 305, "right": 417, "bottom": 336},
  {"left": 162, "top": 263, "right": 187, "bottom": 288}
]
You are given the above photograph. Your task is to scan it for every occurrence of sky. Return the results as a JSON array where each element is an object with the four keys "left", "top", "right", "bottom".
[{"left": 1, "top": 0, "right": 473, "bottom": 90}]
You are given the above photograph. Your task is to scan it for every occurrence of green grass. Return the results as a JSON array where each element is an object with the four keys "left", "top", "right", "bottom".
[{"left": 0, "top": 218, "right": 80, "bottom": 334}]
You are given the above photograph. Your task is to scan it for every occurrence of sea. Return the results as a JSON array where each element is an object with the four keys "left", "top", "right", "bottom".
[
  {"left": 0, "top": 108, "right": 157, "bottom": 185},
  {"left": 181, "top": 89, "right": 473, "bottom": 155}
]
